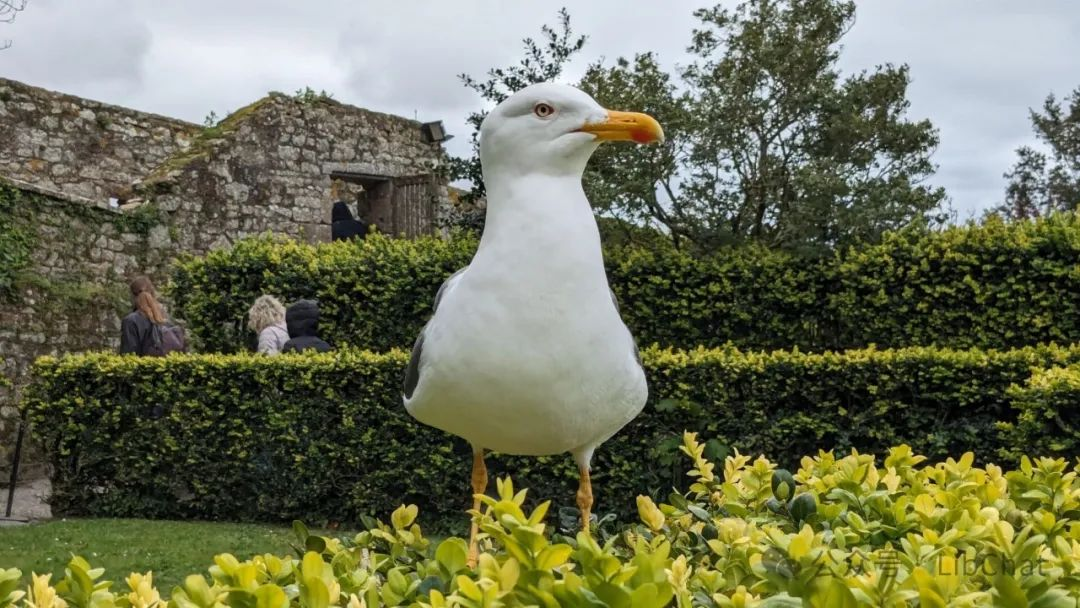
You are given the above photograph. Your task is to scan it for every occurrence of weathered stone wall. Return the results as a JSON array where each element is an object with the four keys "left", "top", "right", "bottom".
[
  {"left": 0, "top": 78, "right": 200, "bottom": 204},
  {"left": 143, "top": 94, "right": 448, "bottom": 251}
]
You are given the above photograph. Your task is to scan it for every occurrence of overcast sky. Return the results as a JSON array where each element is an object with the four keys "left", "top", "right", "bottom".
[{"left": 2, "top": 0, "right": 1078, "bottom": 218}]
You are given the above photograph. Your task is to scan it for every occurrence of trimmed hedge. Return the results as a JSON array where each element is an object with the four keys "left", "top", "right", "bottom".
[
  {"left": 825, "top": 214, "right": 1080, "bottom": 350},
  {"left": 170, "top": 233, "right": 477, "bottom": 353},
  {"left": 170, "top": 214, "right": 1080, "bottom": 353},
  {"left": 1001, "top": 365, "right": 1080, "bottom": 459},
  {"left": 25, "top": 344, "right": 1080, "bottom": 530}
]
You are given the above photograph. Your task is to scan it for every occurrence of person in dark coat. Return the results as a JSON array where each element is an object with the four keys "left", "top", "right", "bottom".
[
  {"left": 331, "top": 201, "right": 368, "bottom": 242},
  {"left": 120, "top": 276, "right": 169, "bottom": 355},
  {"left": 282, "top": 299, "right": 332, "bottom": 353}
]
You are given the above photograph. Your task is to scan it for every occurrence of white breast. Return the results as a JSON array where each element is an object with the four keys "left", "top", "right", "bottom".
[{"left": 403, "top": 175, "right": 647, "bottom": 456}]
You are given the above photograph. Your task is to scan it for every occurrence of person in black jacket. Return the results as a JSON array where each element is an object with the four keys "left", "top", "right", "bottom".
[
  {"left": 282, "top": 299, "right": 332, "bottom": 353},
  {"left": 331, "top": 201, "right": 368, "bottom": 242},
  {"left": 120, "top": 276, "right": 168, "bottom": 355}
]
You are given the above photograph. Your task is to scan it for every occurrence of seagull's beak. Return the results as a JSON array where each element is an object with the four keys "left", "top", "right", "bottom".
[{"left": 578, "top": 110, "right": 665, "bottom": 144}]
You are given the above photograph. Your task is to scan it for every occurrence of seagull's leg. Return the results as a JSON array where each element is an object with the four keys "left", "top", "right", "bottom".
[
  {"left": 572, "top": 448, "right": 596, "bottom": 535},
  {"left": 576, "top": 466, "right": 593, "bottom": 535},
  {"left": 467, "top": 448, "right": 487, "bottom": 569}
]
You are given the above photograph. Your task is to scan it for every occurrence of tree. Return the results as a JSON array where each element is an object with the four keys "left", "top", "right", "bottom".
[
  {"left": 996, "top": 88, "right": 1080, "bottom": 220},
  {"left": 579, "top": 53, "right": 697, "bottom": 249},
  {"left": 1, "top": 0, "right": 27, "bottom": 50},
  {"left": 682, "top": 0, "right": 946, "bottom": 251},
  {"left": 583, "top": 0, "right": 946, "bottom": 253},
  {"left": 450, "top": 8, "right": 587, "bottom": 208},
  {"left": 452, "top": 0, "right": 945, "bottom": 253}
]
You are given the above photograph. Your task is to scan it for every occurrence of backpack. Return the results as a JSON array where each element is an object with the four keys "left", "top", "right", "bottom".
[{"left": 145, "top": 322, "right": 188, "bottom": 356}]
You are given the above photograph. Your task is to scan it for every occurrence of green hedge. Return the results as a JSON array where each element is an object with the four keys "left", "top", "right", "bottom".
[
  {"left": 170, "top": 214, "right": 1080, "bottom": 353},
  {"left": 826, "top": 214, "right": 1080, "bottom": 349},
  {"left": 1001, "top": 365, "right": 1080, "bottom": 459},
  {"left": 25, "top": 344, "right": 1080, "bottom": 530},
  {"left": 170, "top": 233, "right": 477, "bottom": 353}
]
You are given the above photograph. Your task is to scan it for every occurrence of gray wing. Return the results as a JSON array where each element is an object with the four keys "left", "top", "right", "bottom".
[
  {"left": 403, "top": 266, "right": 468, "bottom": 400},
  {"left": 608, "top": 287, "right": 643, "bottom": 366},
  {"left": 434, "top": 266, "right": 468, "bottom": 312},
  {"left": 403, "top": 332, "right": 424, "bottom": 399},
  {"left": 609, "top": 289, "right": 639, "bottom": 369}
]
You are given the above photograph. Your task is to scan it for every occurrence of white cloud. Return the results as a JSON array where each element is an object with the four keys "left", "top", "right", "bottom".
[
  {"left": 840, "top": 0, "right": 1080, "bottom": 212},
  {"left": 1, "top": 0, "right": 151, "bottom": 99},
  {"left": 2, "top": 0, "right": 1078, "bottom": 214}
]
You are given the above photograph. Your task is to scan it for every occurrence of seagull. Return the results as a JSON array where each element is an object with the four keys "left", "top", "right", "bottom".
[{"left": 402, "top": 83, "right": 663, "bottom": 565}]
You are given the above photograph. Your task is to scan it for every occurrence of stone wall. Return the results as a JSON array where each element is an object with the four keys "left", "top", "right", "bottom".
[
  {"left": 0, "top": 78, "right": 200, "bottom": 205},
  {"left": 143, "top": 93, "right": 449, "bottom": 251}
]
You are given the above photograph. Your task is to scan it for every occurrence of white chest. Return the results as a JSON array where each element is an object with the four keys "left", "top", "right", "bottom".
[{"left": 403, "top": 175, "right": 648, "bottom": 455}]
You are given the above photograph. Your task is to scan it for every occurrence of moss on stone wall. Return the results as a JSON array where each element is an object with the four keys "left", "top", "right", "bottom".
[
  {"left": 14, "top": 273, "right": 129, "bottom": 316},
  {"left": 0, "top": 183, "right": 38, "bottom": 301},
  {"left": 0, "top": 178, "right": 167, "bottom": 307},
  {"left": 112, "top": 203, "right": 164, "bottom": 237},
  {"left": 40, "top": 195, "right": 164, "bottom": 238},
  {"left": 138, "top": 96, "right": 277, "bottom": 192}
]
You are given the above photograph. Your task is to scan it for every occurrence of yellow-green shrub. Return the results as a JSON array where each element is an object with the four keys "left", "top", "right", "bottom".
[
  {"left": 169, "top": 214, "right": 1080, "bottom": 353},
  {"left": 1001, "top": 365, "right": 1080, "bottom": 460},
  {"left": 24, "top": 344, "right": 1080, "bottom": 528},
  {"left": 4, "top": 435, "right": 1080, "bottom": 606}
]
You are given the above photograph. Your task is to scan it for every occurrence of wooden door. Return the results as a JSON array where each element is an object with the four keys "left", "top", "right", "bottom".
[{"left": 391, "top": 175, "right": 436, "bottom": 238}]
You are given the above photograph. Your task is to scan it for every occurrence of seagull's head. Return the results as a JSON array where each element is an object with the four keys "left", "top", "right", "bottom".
[{"left": 479, "top": 83, "right": 664, "bottom": 179}]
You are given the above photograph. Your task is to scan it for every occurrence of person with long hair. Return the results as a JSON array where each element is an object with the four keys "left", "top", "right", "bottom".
[
  {"left": 248, "top": 295, "right": 289, "bottom": 355},
  {"left": 120, "top": 276, "right": 178, "bottom": 355}
]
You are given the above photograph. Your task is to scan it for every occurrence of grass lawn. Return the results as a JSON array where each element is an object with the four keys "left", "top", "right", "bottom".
[{"left": 0, "top": 519, "right": 297, "bottom": 592}]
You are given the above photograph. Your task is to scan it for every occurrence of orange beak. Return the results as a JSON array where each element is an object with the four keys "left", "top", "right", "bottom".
[{"left": 578, "top": 110, "right": 665, "bottom": 144}]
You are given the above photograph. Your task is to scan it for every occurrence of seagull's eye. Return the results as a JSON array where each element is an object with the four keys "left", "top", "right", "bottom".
[{"left": 533, "top": 103, "right": 556, "bottom": 119}]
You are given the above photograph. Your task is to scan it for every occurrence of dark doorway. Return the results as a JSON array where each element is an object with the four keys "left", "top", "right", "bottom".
[
  {"left": 330, "top": 172, "right": 393, "bottom": 235},
  {"left": 329, "top": 171, "right": 437, "bottom": 238}
]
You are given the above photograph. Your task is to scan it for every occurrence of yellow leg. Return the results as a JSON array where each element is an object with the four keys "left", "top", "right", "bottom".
[
  {"left": 577, "top": 467, "right": 593, "bottom": 535},
  {"left": 466, "top": 449, "right": 487, "bottom": 569}
]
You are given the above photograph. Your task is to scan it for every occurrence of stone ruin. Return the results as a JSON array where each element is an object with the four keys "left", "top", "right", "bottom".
[{"left": 0, "top": 77, "right": 455, "bottom": 481}]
